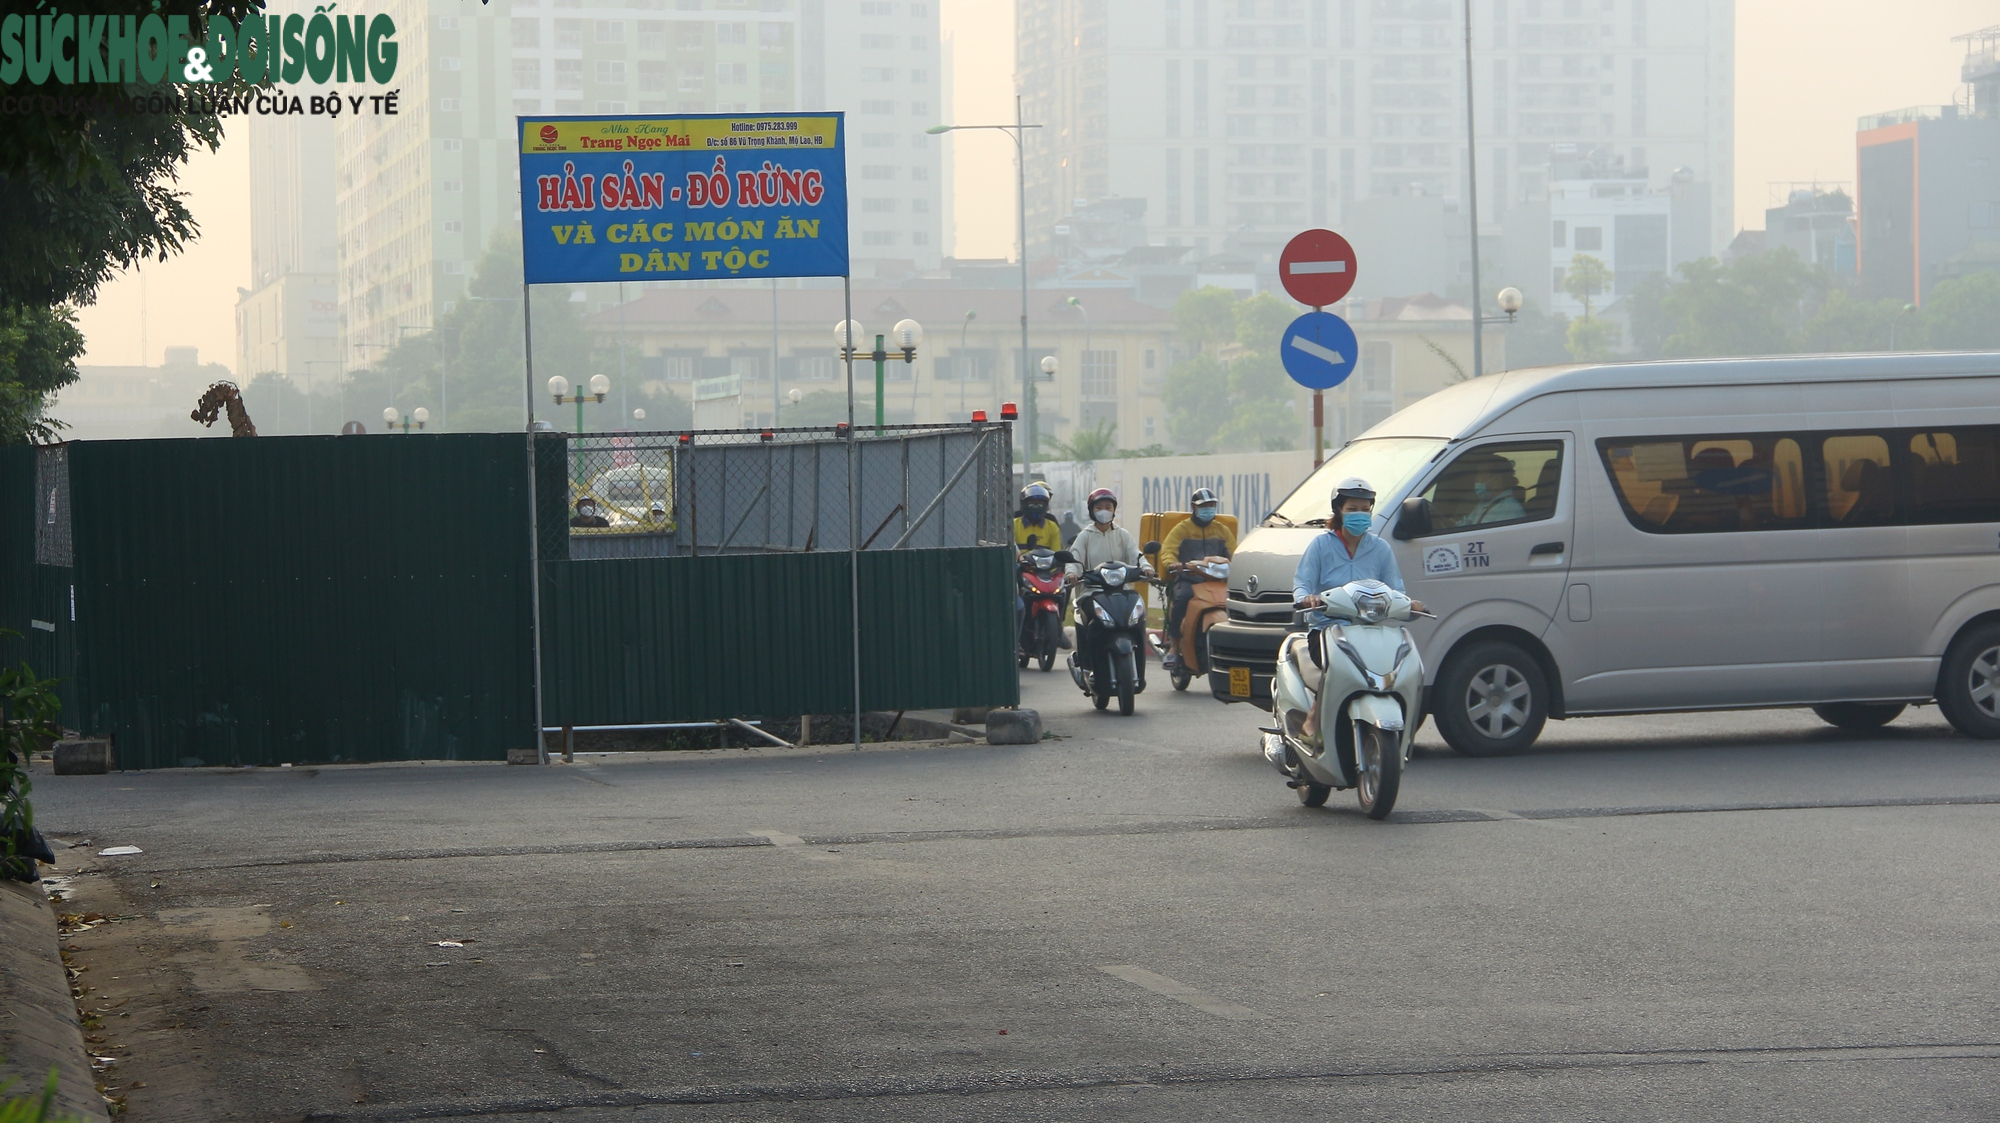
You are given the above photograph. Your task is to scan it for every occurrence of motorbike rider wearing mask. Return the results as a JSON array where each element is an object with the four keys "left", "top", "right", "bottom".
[
  {"left": 1292, "top": 478, "right": 1427, "bottom": 735},
  {"left": 1014, "top": 481, "right": 1073, "bottom": 648},
  {"left": 1014, "top": 481, "right": 1059, "bottom": 550},
  {"left": 1157, "top": 487, "right": 1236, "bottom": 671},
  {"left": 1066, "top": 488, "right": 1151, "bottom": 658}
]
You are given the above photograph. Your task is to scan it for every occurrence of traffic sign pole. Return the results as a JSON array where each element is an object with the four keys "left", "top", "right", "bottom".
[
  {"left": 1281, "top": 230, "right": 1359, "bottom": 462},
  {"left": 1313, "top": 389, "right": 1324, "bottom": 468}
]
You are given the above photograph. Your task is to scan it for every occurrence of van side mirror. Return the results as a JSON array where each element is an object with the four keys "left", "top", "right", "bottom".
[
  {"left": 1142, "top": 540, "right": 1162, "bottom": 554},
  {"left": 1392, "top": 496, "right": 1433, "bottom": 540}
]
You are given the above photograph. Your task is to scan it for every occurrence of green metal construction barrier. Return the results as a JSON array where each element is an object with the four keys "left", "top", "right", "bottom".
[
  {"left": 66, "top": 435, "right": 538, "bottom": 769},
  {"left": 537, "top": 545, "right": 1018, "bottom": 727},
  {"left": 0, "top": 430, "right": 1017, "bottom": 768}
]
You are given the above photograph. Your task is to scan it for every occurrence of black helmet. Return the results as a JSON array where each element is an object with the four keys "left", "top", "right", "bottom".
[{"left": 1190, "top": 487, "right": 1219, "bottom": 509}]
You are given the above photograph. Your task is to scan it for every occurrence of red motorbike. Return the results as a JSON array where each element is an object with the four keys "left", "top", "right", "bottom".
[{"left": 1018, "top": 547, "right": 1072, "bottom": 672}]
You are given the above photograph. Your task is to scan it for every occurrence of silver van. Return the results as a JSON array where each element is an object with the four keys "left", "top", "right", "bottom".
[{"left": 1208, "top": 353, "right": 2000, "bottom": 754}]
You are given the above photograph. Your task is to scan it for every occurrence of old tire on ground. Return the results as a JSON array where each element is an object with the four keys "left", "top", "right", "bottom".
[
  {"left": 1435, "top": 639, "right": 1550, "bottom": 757},
  {"left": 1811, "top": 702, "right": 1906, "bottom": 731},
  {"left": 1939, "top": 621, "right": 2000, "bottom": 739}
]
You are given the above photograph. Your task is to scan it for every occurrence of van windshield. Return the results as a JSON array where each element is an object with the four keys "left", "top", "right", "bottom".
[{"left": 1266, "top": 438, "right": 1448, "bottom": 526}]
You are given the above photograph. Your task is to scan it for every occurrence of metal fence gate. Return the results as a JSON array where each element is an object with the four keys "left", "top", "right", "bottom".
[{"left": 536, "top": 422, "right": 1019, "bottom": 729}]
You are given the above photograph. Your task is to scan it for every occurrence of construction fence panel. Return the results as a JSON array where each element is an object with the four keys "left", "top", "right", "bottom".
[
  {"left": 538, "top": 423, "right": 1018, "bottom": 727},
  {"left": 67, "top": 435, "right": 537, "bottom": 769},
  {"left": 0, "top": 448, "right": 33, "bottom": 674},
  {"left": 556, "top": 424, "right": 1013, "bottom": 559}
]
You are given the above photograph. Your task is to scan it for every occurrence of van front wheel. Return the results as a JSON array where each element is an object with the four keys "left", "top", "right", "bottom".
[
  {"left": 1435, "top": 640, "right": 1549, "bottom": 757},
  {"left": 1939, "top": 622, "right": 2000, "bottom": 739}
]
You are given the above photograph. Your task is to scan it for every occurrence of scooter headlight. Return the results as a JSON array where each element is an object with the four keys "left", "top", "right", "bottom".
[
  {"left": 1094, "top": 602, "right": 1114, "bottom": 624},
  {"left": 1128, "top": 600, "right": 1146, "bottom": 625},
  {"left": 1352, "top": 589, "right": 1390, "bottom": 624}
]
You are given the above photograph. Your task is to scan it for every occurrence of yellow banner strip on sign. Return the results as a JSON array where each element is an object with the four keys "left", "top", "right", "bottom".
[{"left": 520, "top": 116, "right": 841, "bottom": 155}]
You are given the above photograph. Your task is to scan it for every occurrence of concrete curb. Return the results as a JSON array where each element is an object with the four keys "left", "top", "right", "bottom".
[{"left": 0, "top": 877, "right": 109, "bottom": 1122}]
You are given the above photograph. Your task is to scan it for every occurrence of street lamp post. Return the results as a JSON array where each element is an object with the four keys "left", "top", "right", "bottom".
[
  {"left": 928, "top": 100, "right": 1045, "bottom": 475},
  {"left": 302, "top": 359, "right": 341, "bottom": 433},
  {"left": 957, "top": 310, "right": 976, "bottom": 421},
  {"left": 1890, "top": 303, "right": 1917, "bottom": 350},
  {"left": 549, "top": 373, "right": 611, "bottom": 432},
  {"left": 382, "top": 406, "right": 431, "bottom": 433},
  {"left": 1067, "top": 295, "right": 1090, "bottom": 357},
  {"left": 1495, "top": 287, "right": 1524, "bottom": 372},
  {"left": 835, "top": 319, "right": 923, "bottom": 434},
  {"left": 1462, "top": 0, "right": 1485, "bottom": 379},
  {"left": 395, "top": 324, "right": 445, "bottom": 433}
]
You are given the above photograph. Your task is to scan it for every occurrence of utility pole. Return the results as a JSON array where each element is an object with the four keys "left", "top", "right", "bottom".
[{"left": 1463, "top": 0, "right": 1485, "bottom": 378}]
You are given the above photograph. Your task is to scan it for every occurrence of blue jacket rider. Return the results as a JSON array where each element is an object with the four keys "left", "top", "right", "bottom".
[{"left": 1293, "top": 477, "right": 1426, "bottom": 628}]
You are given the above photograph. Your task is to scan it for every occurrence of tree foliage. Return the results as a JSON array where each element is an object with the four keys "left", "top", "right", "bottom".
[
  {"left": 1563, "top": 254, "right": 1612, "bottom": 318},
  {"left": 1626, "top": 249, "right": 2000, "bottom": 360},
  {"left": 0, "top": 1, "right": 261, "bottom": 443},
  {"left": 1161, "top": 287, "right": 1303, "bottom": 454},
  {"left": 1043, "top": 419, "right": 1119, "bottom": 463},
  {"left": 250, "top": 235, "right": 618, "bottom": 434},
  {"left": 0, "top": 306, "right": 85, "bottom": 443}
]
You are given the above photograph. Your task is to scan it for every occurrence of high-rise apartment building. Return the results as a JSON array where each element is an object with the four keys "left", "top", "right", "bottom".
[
  {"left": 1856, "top": 27, "right": 2000, "bottom": 305},
  {"left": 316, "top": 0, "right": 942, "bottom": 370},
  {"left": 810, "top": 0, "right": 945, "bottom": 277},
  {"left": 233, "top": 8, "right": 339, "bottom": 384},
  {"left": 1017, "top": 0, "right": 1733, "bottom": 299}
]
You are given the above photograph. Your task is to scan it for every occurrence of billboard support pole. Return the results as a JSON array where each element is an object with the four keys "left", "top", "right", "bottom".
[
  {"left": 522, "top": 280, "right": 548, "bottom": 766},
  {"left": 844, "top": 276, "right": 861, "bottom": 752}
]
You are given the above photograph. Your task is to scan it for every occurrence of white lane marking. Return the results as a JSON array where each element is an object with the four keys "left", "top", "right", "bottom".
[
  {"left": 1098, "top": 965, "right": 1267, "bottom": 1021},
  {"left": 1288, "top": 335, "right": 1347, "bottom": 365},
  {"left": 748, "top": 829, "right": 806, "bottom": 847},
  {"left": 1288, "top": 260, "right": 1348, "bottom": 275}
]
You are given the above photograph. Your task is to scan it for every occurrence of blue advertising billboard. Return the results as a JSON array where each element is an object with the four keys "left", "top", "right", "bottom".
[{"left": 517, "top": 113, "right": 849, "bottom": 284}]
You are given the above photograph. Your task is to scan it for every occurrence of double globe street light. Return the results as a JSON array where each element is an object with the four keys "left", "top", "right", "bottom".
[
  {"left": 834, "top": 318, "right": 924, "bottom": 434},
  {"left": 549, "top": 373, "right": 612, "bottom": 433},
  {"left": 383, "top": 406, "right": 431, "bottom": 433}
]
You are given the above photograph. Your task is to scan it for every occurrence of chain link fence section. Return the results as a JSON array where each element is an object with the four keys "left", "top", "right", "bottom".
[
  {"left": 34, "top": 444, "right": 71, "bottom": 567},
  {"left": 560, "top": 423, "right": 1013, "bottom": 560}
]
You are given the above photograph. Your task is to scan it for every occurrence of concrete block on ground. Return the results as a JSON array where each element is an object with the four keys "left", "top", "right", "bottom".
[
  {"left": 51, "top": 738, "right": 113, "bottom": 775},
  {"left": 951, "top": 706, "right": 993, "bottom": 725},
  {"left": 0, "top": 880, "right": 112, "bottom": 1122},
  {"left": 506, "top": 748, "right": 543, "bottom": 765},
  {"left": 986, "top": 708, "right": 1043, "bottom": 745}
]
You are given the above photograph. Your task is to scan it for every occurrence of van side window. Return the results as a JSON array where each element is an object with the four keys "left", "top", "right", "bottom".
[
  {"left": 1599, "top": 436, "right": 1809, "bottom": 534},
  {"left": 1907, "top": 429, "right": 2000, "bottom": 524},
  {"left": 1418, "top": 442, "right": 1563, "bottom": 533},
  {"left": 1821, "top": 434, "right": 1895, "bottom": 526}
]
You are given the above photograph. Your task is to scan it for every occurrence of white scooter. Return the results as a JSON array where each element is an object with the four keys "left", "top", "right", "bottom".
[{"left": 1261, "top": 579, "right": 1427, "bottom": 820}]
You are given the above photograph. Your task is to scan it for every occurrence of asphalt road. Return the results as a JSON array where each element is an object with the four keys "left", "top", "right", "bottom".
[{"left": 31, "top": 668, "right": 2000, "bottom": 1122}]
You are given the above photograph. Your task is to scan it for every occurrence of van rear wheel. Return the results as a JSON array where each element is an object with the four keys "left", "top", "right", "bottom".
[
  {"left": 1435, "top": 640, "right": 1549, "bottom": 757},
  {"left": 1811, "top": 702, "right": 1906, "bottom": 731},
  {"left": 1939, "top": 622, "right": 2000, "bottom": 739}
]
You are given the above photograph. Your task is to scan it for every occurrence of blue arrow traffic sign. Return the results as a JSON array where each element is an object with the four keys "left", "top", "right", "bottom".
[{"left": 1279, "top": 311, "right": 1359, "bottom": 390}]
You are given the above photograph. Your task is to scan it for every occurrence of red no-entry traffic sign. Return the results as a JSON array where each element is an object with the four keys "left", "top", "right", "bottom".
[{"left": 1279, "top": 228, "right": 1357, "bottom": 308}]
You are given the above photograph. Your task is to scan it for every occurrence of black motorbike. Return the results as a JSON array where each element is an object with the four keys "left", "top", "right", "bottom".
[{"left": 1066, "top": 547, "right": 1158, "bottom": 715}]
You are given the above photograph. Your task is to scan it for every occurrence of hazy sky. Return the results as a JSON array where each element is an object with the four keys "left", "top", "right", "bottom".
[{"left": 72, "top": 0, "right": 1997, "bottom": 370}]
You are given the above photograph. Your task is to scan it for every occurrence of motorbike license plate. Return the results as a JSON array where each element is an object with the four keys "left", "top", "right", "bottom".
[{"left": 1229, "top": 666, "right": 1251, "bottom": 697}]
